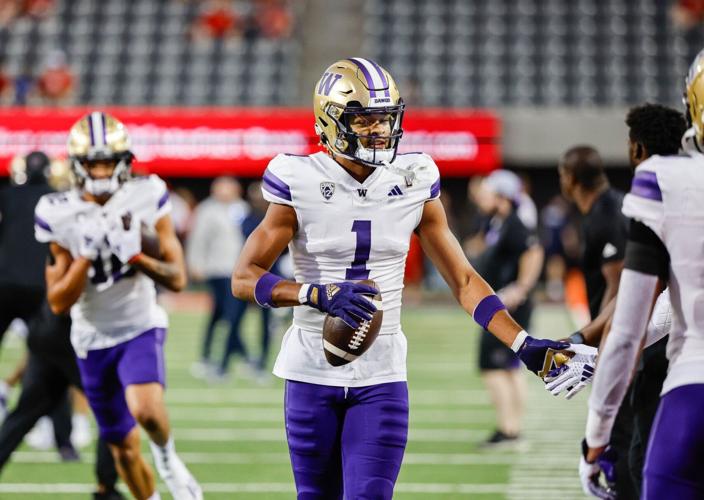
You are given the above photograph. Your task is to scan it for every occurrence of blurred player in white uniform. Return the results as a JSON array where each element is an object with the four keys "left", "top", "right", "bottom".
[
  {"left": 580, "top": 51, "right": 704, "bottom": 500},
  {"left": 232, "top": 57, "right": 574, "bottom": 499},
  {"left": 35, "top": 112, "right": 201, "bottom": 500}
]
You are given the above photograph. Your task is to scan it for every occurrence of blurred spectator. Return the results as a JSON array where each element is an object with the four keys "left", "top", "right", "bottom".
[
  {"left": 36, "top": 50, "right": 75, "bottom": 105},
  {"left": 250, "top": 0, "right": 293, "bottom": 39},
  {"left": 169, "top": 186, "right": 197, "bottom": 243},
  {"left": 13, "top": 66, "right": 34, "bottom": 106},
  {"left": 187, "top": 177, "right": 251, "bottom": 382},
  {"left": 539, "top": 195, "right": 571, "bottom": 302},
  {"left": 671, "top": 0, "right": 704, "bottom": 29},
  {"left": 0, "top": 0, "right": 20, "bottom": 27},
  {"left": 240, "top": 181, "right": 281, "bottom": 379},
  {"left": 192, "top": 0, "right": 242, "bottom": 40},
  {"left": 0, "top": 67, "right": 11, "bottom": 104},
  {"left": 470, "top": 170, "right": 543, "bottom": 448},
  {"left": 23, "top": 0, "right": 55, "bottom": 20}
]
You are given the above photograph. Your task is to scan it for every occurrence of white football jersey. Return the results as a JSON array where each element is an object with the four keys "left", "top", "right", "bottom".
[
  {"left": 262, "top": 151, "right": 441, "bottom": 387},
  {"left": 622, "top": 153, "right": 704, "bottom": 395},
  {"left": 35, "top": 175, "right": 171, "bottom": 356}
]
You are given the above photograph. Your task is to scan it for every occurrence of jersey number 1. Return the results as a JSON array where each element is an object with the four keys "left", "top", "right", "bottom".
[{"left": 345, "top": 220, "right": 371, "bottom": 280}]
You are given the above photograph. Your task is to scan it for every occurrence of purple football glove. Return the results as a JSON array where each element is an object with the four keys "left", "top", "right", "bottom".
[
  {"left": 515, "top": 335, "right": 570, "bottom": 376},
  {"left": 579, "top": 439, "right": 617, "bottom": 499},
  {"left": 306, "top": 282, "right": 378, "bottom": 329}
]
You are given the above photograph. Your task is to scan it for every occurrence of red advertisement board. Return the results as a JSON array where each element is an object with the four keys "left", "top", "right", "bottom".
[{"left": 0, "top": 107, "right": 500, "bottom": 177}]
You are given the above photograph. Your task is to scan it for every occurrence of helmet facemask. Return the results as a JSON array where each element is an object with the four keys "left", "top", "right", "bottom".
[
  {"left": 322, "top": 101, "right": 405, "bottom": 168},
  {"left": 71, "top": 151, "right": 133, "bottom": 197}
]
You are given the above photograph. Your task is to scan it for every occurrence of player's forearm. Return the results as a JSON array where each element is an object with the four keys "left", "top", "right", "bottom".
[
  {"left": 575, "top": 297, "right": 616, "bottom": 346},
  {"left": 47, "top": 258, "right": 92, "bottom": 314},
  {"left": 231, "top": 264, "right": 302, "bottom": 307},
  {"left": 131, "top": 254, "right": 187, "bottom": 292},
  {"left": 457, "top": 270, "right": 523, "bottom": 347}
]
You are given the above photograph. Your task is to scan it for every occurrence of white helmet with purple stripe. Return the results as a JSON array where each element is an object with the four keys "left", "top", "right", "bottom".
[
  {"left": 67, "top": 111, "right": 134, "bottom": 196},
  {"left": 313, "top": 57, "right": 405, "bottom": 168}
]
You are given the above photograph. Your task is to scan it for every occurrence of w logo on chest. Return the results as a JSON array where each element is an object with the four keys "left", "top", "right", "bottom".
[{"left": 357, "top": 188, "right": 367, "bottom": 197}]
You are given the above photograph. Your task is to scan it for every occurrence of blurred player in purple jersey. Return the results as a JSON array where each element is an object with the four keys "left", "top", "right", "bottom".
[
  {"left": 36, "top": 112, "right": 201, "bottom": 500},
  {"left": 232, "top": 57, "right": 575, "bottom": 499}
]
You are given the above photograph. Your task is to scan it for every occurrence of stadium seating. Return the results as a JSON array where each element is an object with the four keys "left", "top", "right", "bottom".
[
  {"left": 0, "top": 0, "right": 299, "bottom": 106},
  {"left": 362, "top": 0, "right": 704, "bottom": 107}
]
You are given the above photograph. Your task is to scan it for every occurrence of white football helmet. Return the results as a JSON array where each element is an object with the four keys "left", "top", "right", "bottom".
[{"left": 67, "top": 111, "right": 134, "bottom": 196}]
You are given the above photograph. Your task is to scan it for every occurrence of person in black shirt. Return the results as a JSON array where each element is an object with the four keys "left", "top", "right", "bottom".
[
  {"left": 0, "top": 151, "right": 53, "bottom": 344},
  {"left": 472, "top": 170, "right": 544, "bottom": 447},
  {"left": 558, "top": 145, "right": 637, "bottom": 499},
  {"left": 0, "top": 302, "right": 123, "bottom": 500},
  {"left": 558, "top": 147, "right": 629, "bottom": 321}
]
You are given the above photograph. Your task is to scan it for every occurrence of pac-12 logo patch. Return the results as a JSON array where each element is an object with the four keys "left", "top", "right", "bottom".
[{"left": 320, "top": 182, "right": 335, "bottom": 200}]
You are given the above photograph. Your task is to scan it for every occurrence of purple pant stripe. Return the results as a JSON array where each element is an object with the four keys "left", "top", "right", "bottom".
[
  {"left": 642, "top": 384, "right": 704, "bottom": 499},
  {"left": 284, "top": 380, "right": 408, "bottom": 499}
]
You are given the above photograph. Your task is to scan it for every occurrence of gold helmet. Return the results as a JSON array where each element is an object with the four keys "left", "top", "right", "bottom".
[
  {"left": 313, "top": 58, "right": 405, "bottom": 167},
  {"left": 685, "top": 49, "right": 704, "bottom": 148},
  {"left": 67, "top": 111, "right": 134, "bottom": 196}
]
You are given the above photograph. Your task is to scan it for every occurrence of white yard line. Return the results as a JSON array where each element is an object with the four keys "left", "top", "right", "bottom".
[{"left": 0, "top": 482, "right": 507, "bottom": 495}]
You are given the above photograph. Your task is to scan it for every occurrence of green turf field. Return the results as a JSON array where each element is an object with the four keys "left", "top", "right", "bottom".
[{"left": 0, "top": 303, "right": 588, "bottom": 499}]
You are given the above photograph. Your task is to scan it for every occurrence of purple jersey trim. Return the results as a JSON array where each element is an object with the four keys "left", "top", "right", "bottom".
[
  {"left": 263, "top": 169, "right": 292, "bottom": 201},
  {"left": 34, "top": 215, "right": 52, "bottom": 232},
  {"left": 429, "top": 178, "right": 441, "bottom": 199},
  {"left": 631, "top": 171, "right": 662, "bottom": 201},
  {"left": 473, "top": 294, "right": 507, "bottom": 330},
  {"left": 157, "top": 190, "right": 169, "bottom": 209}
]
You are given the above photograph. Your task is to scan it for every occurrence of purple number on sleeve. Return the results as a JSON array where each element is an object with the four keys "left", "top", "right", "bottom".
[{"left": 345, "top": 220, "right": 371, "bottom": 280}]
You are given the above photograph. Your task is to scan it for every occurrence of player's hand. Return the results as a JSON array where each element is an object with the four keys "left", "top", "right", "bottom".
[
  {"left": 305, "top": 282, "right": 378, "bottom": 329},
  {"left": 545, "top": 344, "right": 598, "bottom": 399},
  {"left": 514, "top": 335, "right": 570, "bottom": 376},
  {"left": 77, "top": 216, "right": 107, "bottom": 260},
  {"left": 106, "top": 212, "right": 142, "bottom": 264},
  {"left": 579, "top": 440, "right": 617, "bottom": 499}
]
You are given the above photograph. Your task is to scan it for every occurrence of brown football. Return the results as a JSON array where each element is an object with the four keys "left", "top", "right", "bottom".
[
  {"left": 322, "top": 279, "right": 383, "bottom": 366},
  {"left": 121, "top": 213, "right": 161, "bottom": 259},
  {"left": 140, "top": 227, "right": 162, "bottom": 259}
]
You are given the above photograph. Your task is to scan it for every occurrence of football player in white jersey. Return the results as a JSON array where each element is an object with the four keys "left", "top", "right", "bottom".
[
  {"left": 580, "top": 50, "right": 704, "bottom": 500},
  {"left": 232, "top": 58, "right": 572, "bottom": 499},
  {"left": 35, "top": 112, "right": 201, "bottom": 500}
]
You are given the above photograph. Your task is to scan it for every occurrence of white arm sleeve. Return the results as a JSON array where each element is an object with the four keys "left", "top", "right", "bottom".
[
  {"left": 586, "top": 269, "right": 659, "bottom": 447},
  {"left": 644, "top": 288, "right": 671, "bottom": 348}
]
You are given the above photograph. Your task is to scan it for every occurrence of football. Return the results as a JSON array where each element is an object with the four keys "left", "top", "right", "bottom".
[
  {"left": 140, "top": 226, "right": 162, "bottom": 259},
  {"left": 121, "top": 213, "right": 161, "bottom": 259},
  {"left": 322, "top": 279, "right": 383, "bottom": 366}
]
